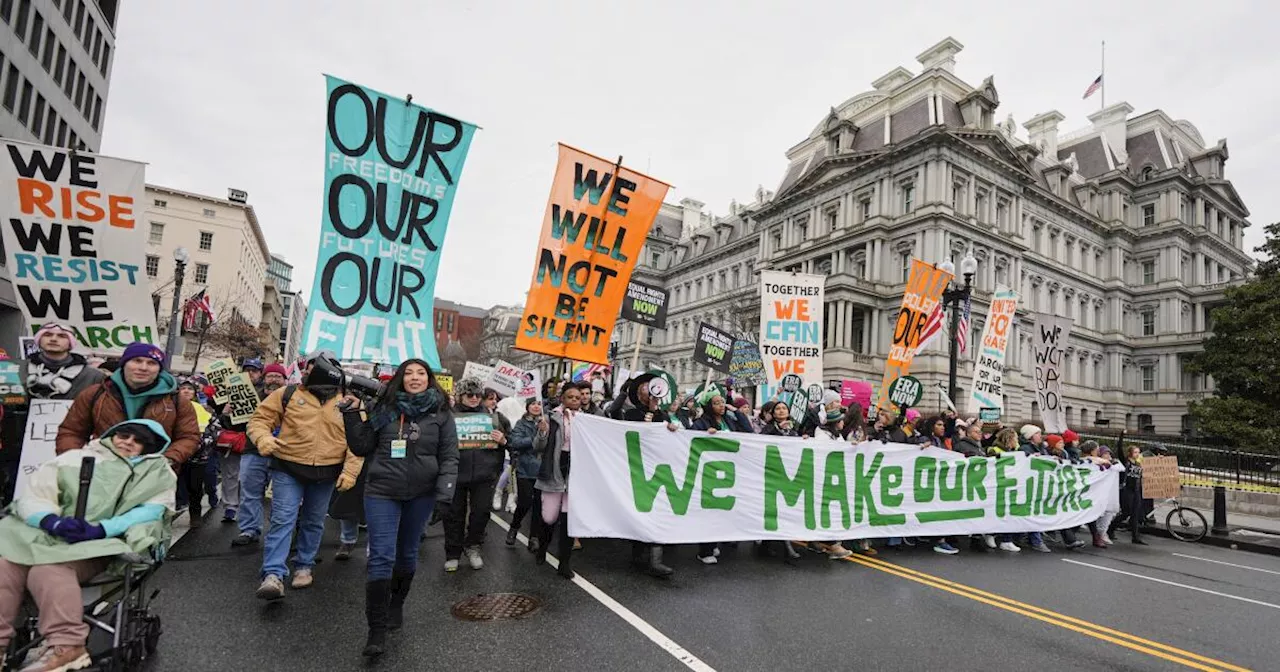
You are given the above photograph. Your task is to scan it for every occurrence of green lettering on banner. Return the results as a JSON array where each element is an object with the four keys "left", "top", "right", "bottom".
[
  {"left": 1075, "top": 467, "right": 1094, "bottom": 511},
  {"left": 995, "top": 455, "right": 1030, "bottom": 517},
  {"left": 917, "top": 509, "right": 986, "bottom": 523},
  {"left": 1042, "top": 467, "right": 1060, "bottom": 515},
  {"left": 763, "top": 445, "right": 814, "bottom": 531},
  {"left": 880, "top": 465, "right": 904, "bottom": 508},
  {"left": 855, "top": 452, "right": 906, "bottom": 526},
  {"left": 701, "top": 460, "right": 736, "bottom": 511},
  {"left": 627, "top": 432, "right": 739, "bottom": 515},
  {"left": 1030, "top": 459, "right": 1055, "bottom": 516},
  {"left": 938, "top": 460, "right": 964, "bottom": 503},
  {"left": 913, "top": 456, "right": 936, "bottom": 504},
  {"left": 820, "top": 451, "right": 849, "bottom": 530},
  {"left": 965, "top": 458, "right": 988, "bottom": 503}
]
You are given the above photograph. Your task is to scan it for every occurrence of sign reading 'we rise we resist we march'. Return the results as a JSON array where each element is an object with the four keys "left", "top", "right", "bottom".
[
  {"left": 303, "top": 76, "right": 478, "bottom": 368},
  {"left": 0, "top": 141, "right": 156, "bottom": 353}
]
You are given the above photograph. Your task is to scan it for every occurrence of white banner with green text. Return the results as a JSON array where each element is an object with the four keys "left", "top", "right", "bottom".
[{"left": 568, "top": 415, "right": 1120, "bottom": 543}]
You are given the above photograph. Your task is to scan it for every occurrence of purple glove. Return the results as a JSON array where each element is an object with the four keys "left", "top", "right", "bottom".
[
  {"left": 59, "top": 521, "right": 106, "bottom": 544},
  {"left": 38, "top": 514, "right": 74, "bottom": 536}
]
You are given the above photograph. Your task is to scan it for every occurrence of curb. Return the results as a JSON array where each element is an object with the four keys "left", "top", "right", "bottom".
[{"left": 1148, "top": 525, "right": 1280, "bottom": 557}]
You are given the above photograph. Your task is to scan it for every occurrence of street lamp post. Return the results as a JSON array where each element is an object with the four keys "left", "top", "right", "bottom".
[
  {"left": 939, "top": 253, "right": 978, "bottom": 407},
  {"left": 164, "top": 247, "right": 190, "bottom": 369}
]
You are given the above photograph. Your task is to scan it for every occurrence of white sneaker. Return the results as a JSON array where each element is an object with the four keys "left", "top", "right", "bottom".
[
  {"left": 1102, "top": 534, "right": 1114, "bottom": 546},
  {"left": 444, "top": 559, "right": 459, "bottom": 573},
  {"left": 464, "top": 546, "right": 484, "bottom": 570},
  {"left": 998, "top": 542, "right": 1021, "bottom": 553},
  {"left": 712, "top": 546, "right": 721, "bottom": 558},
  {"left": 492, "top": 493, "right": 504, "bottom": 511},
  {"left": 697, "top": 554, "right": 718, "bottom": 565},
  {"left": 505, "top": 498, "right": 517, "bottom": 513},
  {"left": 983, "top": 534, "right": 997, "bottom": 549}
]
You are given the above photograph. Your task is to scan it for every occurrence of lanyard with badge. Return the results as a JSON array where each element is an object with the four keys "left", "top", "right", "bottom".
[{"left": 391, "top": 414, "right": 415, "bottom": 459}]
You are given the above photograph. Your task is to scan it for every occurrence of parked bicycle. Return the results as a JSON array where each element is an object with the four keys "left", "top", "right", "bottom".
[{"left": 1160, "top": 496, "right": 1208, "bottom": 542}]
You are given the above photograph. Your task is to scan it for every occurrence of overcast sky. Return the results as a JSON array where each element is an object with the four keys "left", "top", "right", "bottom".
[{"left": 101, "top": 1, "right": 1276, "bottom": 310}]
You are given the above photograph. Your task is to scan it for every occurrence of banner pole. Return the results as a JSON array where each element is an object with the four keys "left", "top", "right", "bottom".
[{"left": 704, "top": 367, "right": 713, "bottom": 391}]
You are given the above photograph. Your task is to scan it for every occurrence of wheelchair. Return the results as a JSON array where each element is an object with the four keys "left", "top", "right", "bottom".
[{"left": 4, "top": 551, "right": 163, "bottom": 671}]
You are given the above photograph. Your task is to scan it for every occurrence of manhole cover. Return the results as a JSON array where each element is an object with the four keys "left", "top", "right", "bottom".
[{"left": 451, "top": 593, "right": 541, "bottom": 621}]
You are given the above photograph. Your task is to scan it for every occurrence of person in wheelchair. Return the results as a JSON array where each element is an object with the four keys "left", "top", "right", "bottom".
[{"left": 0, "top": 420, "right": 176, "bottom": 672}]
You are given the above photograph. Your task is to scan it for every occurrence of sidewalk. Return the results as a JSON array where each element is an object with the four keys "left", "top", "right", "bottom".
[{"left": 1153, "top": 504, "right": 1280, "bottom": 556}]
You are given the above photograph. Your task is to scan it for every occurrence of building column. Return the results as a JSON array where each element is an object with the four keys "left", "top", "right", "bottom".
[{"left": 861, "top": 307, "right": 871, "bottom": 354}]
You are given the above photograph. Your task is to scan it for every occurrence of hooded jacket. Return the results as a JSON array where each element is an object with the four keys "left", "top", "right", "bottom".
[
  {"left": 508, "top": 414, "right": 545, "bottom": 480},
  {"left": 344, "top": 401, "right": 458, "bottom": 504},
  {"left": 56, "top": 371, "right": 201, "bottom": 465},
  {"left": 452, "top": 401, "right": 511, "bottom": 485},
  {"left": 0, "top": 420, "right": 177, "bottom": 565}
]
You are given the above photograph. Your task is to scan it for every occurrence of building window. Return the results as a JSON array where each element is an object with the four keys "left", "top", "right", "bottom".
[
  {"left": 1141, "top": 311, "right": 1155, "bottom": 337},
  {"left": 53, "top": 43, "right": 66, "bottom": 84},
  {"left": 797, "top": 222, "right": 808, "bottom": 241},
  {"left": 1142, "top": 204, "right": 1155, "bottom": 227},
  {"left": 147, "top": 222, "right": 163, "bottom": 244},
  {"left": 199, "top": 231, "right": 213, "bottom": 251},
  {"left": 902, "top": 183, "right": 915, "bottom": 213},
  {"left": 30, "top": 93, "right": 44, "bottom": 136},
  {"left": 950, "top": 184, "right": 962, "bottom": 211},
  {"left": 1138, "top": 413, "right": 1154, "bottom": 432},
  {"left": 2, "top": 65, "right": 18, "bottom": 111},
  {"left": 145, "top": 255, "right": 159, "bottom": 278},
  {"left": 901, "top": 253, "right": 910, "bottom": 282},
  {"left": 771, "top": 230, "right": 782, "bottom": 252},
  {"left": 1141, "top": 260, "right": 1155, "bottom": 285},
  {"left": 153, "top": 199, "right": 167, "bottom": 208},
  {"left": 27, "top": 11, "right": 42, "bottom": 57},
  {"left": 996, "top": 201, "right": 1009, "bottom": 229},
  {"left": 859, "top": 198, "right": 871, "bottom": 221},
  {"left": 194, "top": 263, "right": 209, "bottom": 284},
  {"left": 16, "top": 79, "right": 32, "bottom": 124},
  {"left": 975, "top": 191, "right": 988, "bottom": 222},
  {"left": 202, "top": 208, "right": 216, "bottom": 218},
  {"left": 825, "top": 208, "right": 838, "bottom": 233},
  {"left": 1139, "top": 365, "right": 1155, "bottom": 392},
  {"left": 447, "top": 314, "right": 455, "bottom": 332}
]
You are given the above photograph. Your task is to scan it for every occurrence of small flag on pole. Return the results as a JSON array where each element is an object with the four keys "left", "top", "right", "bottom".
[
  {"left": 914, "top": 303, "right": 946, "bottom": 357},
  {"left": 1082, "top": 74, "right": 1103, "bottom": 99},
  {"left": 957, "top": 291, "right": 972, "bottom": 355}
]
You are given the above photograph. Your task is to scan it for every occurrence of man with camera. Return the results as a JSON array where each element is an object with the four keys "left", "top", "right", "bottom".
[{"left": 247, "top": 353, "right": 363, "bottom": 600}]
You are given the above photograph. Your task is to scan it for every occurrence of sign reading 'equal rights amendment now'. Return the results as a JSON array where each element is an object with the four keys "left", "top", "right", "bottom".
[{"left": 567, "top": 415, "right": 1120, "bottom": 543}]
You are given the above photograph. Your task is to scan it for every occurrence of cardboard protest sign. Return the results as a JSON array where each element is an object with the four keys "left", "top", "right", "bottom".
[
  {"left": 302, "top": 76, "right": 478, "bottom": 368},
  {"left": 461, "top": 361, "right": 494, "bottom": 384},
  {"left": 487, "top": 360, "right": 525, "bottom": 399},
  {"left": 517, "top": 369, "right": 542, "bottom": 401},
  {"left": 729, "top": 337, "right": 766, "bottom": 386},
  {"left": 876, "top": 259, "right": 952, "bottom": 413},
  {"left": 759, "top": 271, "right": 824, "bottom": 401},
  {"left": 15, "top": 399, "right": 72, "bottom": 498},
  {"left": 568, "top": 414, "right": 1121, "bottom": 543},
  {"left": 693, "top": 322, "right": 734, "bottom": 374},
  {"left": 0, "top": 141, "right": 155, "bottom": 353},
  {"left": 839, "top": 380, "right": 873, "bottom": 410},
  {"left": 224, "top": 372, "right": 261, "bottom": 425},
  {"left": 205, "top": 358, "right": 237, "bottom": 404},
  {"left": 0, "top": 362, "right": 25, "bottom": 405},
  {"left": 515, "top": 145, "right": 671, "bottom": 364},
  {"left": 1032, "top": 313, "right": 1073, "bottom": 433},
  {"left": 1142, "top": 455, "right": 1181, "bottom": 499},
  {"left": 455, "top": 413, "right": 496, "bottom": 450},
  {"left": 619, "top": 280, "right": 669, "bottom": 329},
  {"left": 969, "top": 285, "right": 1018, "bottom": 417},
  {"left": 436, "top": 374, "right": 453, "bottom": 396}
]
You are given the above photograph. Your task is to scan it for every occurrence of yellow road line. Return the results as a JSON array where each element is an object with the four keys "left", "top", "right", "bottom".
[{"left": 842, "top": 554, "right": 1250, "bottom": 672}]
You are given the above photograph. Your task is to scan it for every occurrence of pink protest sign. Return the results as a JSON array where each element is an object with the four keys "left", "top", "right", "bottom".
[{"left": 840, "top": 380, "right": 873, "bottom": 412}]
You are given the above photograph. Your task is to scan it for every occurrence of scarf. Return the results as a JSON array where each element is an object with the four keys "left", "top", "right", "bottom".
[
  {"left": 26, "top": 353, "right": 86, "bottom": 398},
  {"left": 373, "top": 389, "right": 444, "bottom": 430},
  {"left": 307, "top": 384, "right": 338, "bottom": 403}
]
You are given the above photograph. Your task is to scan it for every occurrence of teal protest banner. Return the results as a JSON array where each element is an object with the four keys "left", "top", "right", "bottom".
[
  {"left": 455, "top": 413, "right": 496, "bottom": 450},
  {"left": 568, "top": 414, "right": 1120, "bottom": 543},
  {"left": 302, "top": 76, "right": 478, "bottom": 367}
]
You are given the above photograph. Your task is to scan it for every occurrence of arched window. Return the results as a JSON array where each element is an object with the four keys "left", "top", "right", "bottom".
[{"left": 1140, "top": 165, "right": 1155, "bottom": 182}]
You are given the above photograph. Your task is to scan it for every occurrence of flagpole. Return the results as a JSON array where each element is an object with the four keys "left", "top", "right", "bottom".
[{"left": 1100, "top": 40, "right": 1106, "bottom": 110}]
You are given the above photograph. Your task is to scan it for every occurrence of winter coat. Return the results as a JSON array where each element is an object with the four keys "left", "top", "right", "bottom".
[
  {"left": 22, "top": 352, "right": 105, "bottom": 401},
  {"left": 343, "top": 405, "right": 458, "bottom": 504},
  {"left": 1020, "top": 438, "right": 1046, "bottom": 456},
  {"left": 812, "top": 426, "right": 844, "bottom": 442},
  {"left": 246, "top": 385, "right": 361, "bottom": 478},
  {"left": 955, "top": 436, "right": 984, "bottom": 457},
  {"left": 691, "top": 410, "right": 753, "bottom": 433},
  {"left": 760, "top": 420, "right": 799, "bottom": 437},
  {"left": 535, "top": 407, "right": 573, "bottom": 494},
  {"left": 452, "top": 402, "right": 511, "bottom": 485},
  {"left": 0, "top": 420, "right": 176, "bottom": 566},
  {"left": 508, "top": 415, "right": 545, "bottom": 480},
  {"left": 55, "top": 371, "right": 201, "bottom": 466}
]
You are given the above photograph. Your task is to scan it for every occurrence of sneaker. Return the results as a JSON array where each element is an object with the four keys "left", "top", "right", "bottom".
[
  {"left": 291, "top": 569, "right": 314, "bottom": 589},
  {"left": 573, "top": 539, "right": 583, "bottom": 551},
  {"left": 444, "top": 558, "right": 459, "bottom": 573},
  {"left": 712, "top": 546, "right": 721, "bottom": 558},
  {"left": 335, "top": 543, "right": 355, "bottom": 561},
  {"left": 505, "top": 526, "right": 519, "bottom": 546},
  {"left": 983, "top": 534, "right": 997, "bottom": 549},
  {"left": 231, "top": 533, "right": 258, "bottom": 547},
  {"left": 1068, "top": 539, "right": 1087, "bottom": 549},
  {"left": 16, "top": 643, "right": 89, "bottom": 672},
  {"left": 697, "top": 554, "right": 718, "bottom": 565},
  {"left": 933, "top": 543, "right": 960, "bottom": 555},
  {"left": 222, "top": 508, "right": 237, "bottom": 523},
  {"left": 826, "top": 544, "right": 853, "bottom": 560},
  {"left": 492, "top": 492, "right": 504, "bottom": 511},
  {"left": 998, "top": 542, "right": 1021, "bottom": 553},
  {"left": 464, "top": 547, "right": 484, "bottom": 570},
  {"left": 1102, "top": 534, "right": 1114, "bottom": 546},
  {"left": 1031, "top": 543, "right": 1052, "bottom": 553},
  {"left": 256, "top": 575, "right": 284, "bottom": 600}
]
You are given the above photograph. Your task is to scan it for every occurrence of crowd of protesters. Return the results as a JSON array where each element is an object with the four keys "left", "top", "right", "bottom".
[{"left": 0, "top": 328, "right": 1161, "bottom": 664}]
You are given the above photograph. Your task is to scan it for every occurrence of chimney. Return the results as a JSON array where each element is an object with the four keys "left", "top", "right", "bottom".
[
  {"left": 1087, "top": 102, "right": 1134, "bottom": 165},
  {"left": 916, "top": 37, "right": 964, "bottom": 74},
  {"left": 679, "top": 198, "right": 705, "bottom": 234},
  {"left": 1023, "top": 111, "right": 1066, "bottom": 160}
]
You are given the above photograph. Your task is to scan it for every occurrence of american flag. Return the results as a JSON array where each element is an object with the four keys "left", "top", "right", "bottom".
[
  {"left": 182, "top": 289, "right": 216, "bottom": 331},
  {"left": 914, "top": 303, "right": 946, "bottom": 357},
  {"left": 1082, "top": 74, "right": 1103, "bottom": 99},
  {"left": 957, "top": 291, "right": 972, "bottom": 354}
]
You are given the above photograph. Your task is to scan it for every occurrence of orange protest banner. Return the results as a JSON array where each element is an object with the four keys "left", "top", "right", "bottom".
[
  {"left": 514, "top": 144, "right": 670, "bottom": 364},
  {"left": 876, "top": 258, "right": 953, "bottom": 413}
]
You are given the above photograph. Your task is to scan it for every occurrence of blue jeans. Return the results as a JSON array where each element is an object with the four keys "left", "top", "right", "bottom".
[
  {"left": 261, "top": 470, "right": 335, "bottom": 579},
  {"left": 237, "top": 453, "right": 272, "bottom": 538},
  {"left": 364, "top": 495, "right": 436, "bottom": 581},
  {"left": 339, "top": 519, "right": 360, "bottom": 545}
]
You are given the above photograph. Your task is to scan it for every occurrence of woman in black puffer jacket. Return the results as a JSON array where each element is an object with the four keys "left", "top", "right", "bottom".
[{"left": 342, "top": 359, "right": 458, "bottom": 659}]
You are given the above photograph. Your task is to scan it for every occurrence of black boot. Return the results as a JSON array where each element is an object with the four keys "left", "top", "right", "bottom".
[
  {"left": 363, "top": 580, "right": 391, "bottom": 658},
  {"left": 534, "top": 518, "right": 555, "bottom": 566},
  {"left": 631, "top": 542, "right": 648, "bottom": 569},
  {"left": 387, "top": 571, "right": 414, "bottom": 631},
  {"left": 648, "top": 545, "right": 674, "bottom": 578},
  {"left": 505, "top": 525, "right": 519, "bottom": 546},
  {"left": 555, "top": 513, "right": 574, "bottom": 579}
]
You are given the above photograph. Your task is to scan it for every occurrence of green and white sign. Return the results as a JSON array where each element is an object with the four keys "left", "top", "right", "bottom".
[
  {"left": 887, "top": 375, "right": 923, "bottom": 409},
  {"left": 567, "top": 415, "right": 1120, "bottom": 543}
]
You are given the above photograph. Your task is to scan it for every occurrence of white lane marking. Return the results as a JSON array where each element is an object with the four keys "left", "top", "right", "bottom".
[
  {"left": 1062, "top": 558, "right": 1280, "bottom": 611},
  {"left": 1172, "top": 553, "right": 1280, "bottom": 576},
  {"left": 490, "top": 514, "right": 716, "bottom": 672}
]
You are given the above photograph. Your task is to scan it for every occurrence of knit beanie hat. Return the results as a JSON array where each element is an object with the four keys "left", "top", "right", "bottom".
[
  {"left": 263, "top": 363, "right": 288, "bottom": 378},
  {"left": 121, "top": 342, "right": 165, "bottom": 367},
  {"left": 824, "top": 408, "right": 844, "bottom": 423},
  {"left": 33, "top": 323, "right": 77, "bottom": 352},
  {"left": 821, "top": 389, "right": 842, "bottom": 408},
  {"left": 456, "top": 377, "right": 484, "bottom": 397},
  {"left": 1020, "top": 424, "right": 1042, "bottom": 441},
  {"left": 1062, "top": 429, "right": 1079, "bottom": 443},
  {"left": 525, "top": 397, "right": 541, "bottom": 409},
  {"left": 1045, "top": 434, "right": 1064, "bottom": 447},
  {"left": 905, "top": 408, "right": 921, "bottom": 423}
]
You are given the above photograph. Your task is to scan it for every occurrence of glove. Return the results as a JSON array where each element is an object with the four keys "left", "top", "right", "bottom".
[
  {"left": 257, "top": 436, "right": 279, "bottom": 457},
  {"left": 336, "top": 472, "right": 357, "bottom": 492},
  {"left": 39, "top": 514, "right": 75, "bottom": 536},
  {"left": 60, "top": 521, "right": 106, "bottom": 544}
]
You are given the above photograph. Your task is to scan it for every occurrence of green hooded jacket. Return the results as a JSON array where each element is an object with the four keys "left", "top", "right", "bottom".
[{"left": 0, "top": 420, "right": 177, "bottom": 566}]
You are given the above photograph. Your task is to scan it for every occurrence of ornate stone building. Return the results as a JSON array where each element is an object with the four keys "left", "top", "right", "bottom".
[{"left": 507, "top": 37, "right": 1253, "bottom": 435}]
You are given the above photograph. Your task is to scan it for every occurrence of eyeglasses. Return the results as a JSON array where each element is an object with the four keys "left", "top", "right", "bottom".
[{"left": 462, "top": 392, "right": 480, "bottom": 398}]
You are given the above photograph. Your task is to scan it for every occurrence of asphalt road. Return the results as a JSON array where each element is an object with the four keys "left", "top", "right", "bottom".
[{"left": 147, "top": 510, "right": 1278, "bottom": 671}]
